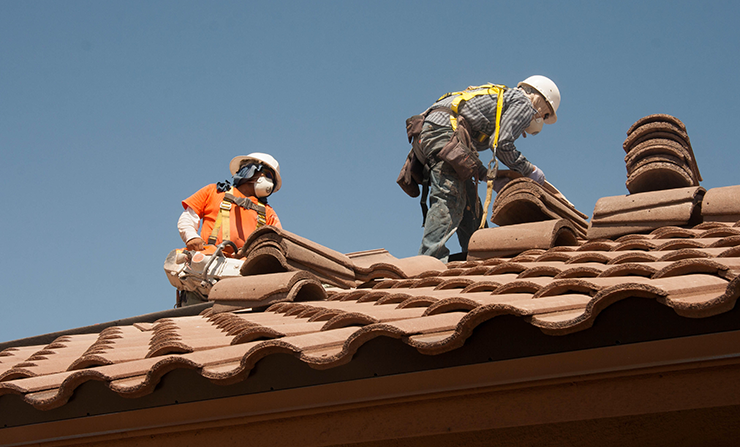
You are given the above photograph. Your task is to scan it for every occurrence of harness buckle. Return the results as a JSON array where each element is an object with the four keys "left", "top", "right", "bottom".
[{"left": 220, "top": 202, "right": 232, "bottom": 211}]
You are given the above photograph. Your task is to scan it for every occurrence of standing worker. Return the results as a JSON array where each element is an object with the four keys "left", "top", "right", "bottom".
[
  {"left": 178, "top": 152, "right": 282, "bottom": 253},
  {"left": 399, "top": 75, "right": 561, "bottom": 262}
]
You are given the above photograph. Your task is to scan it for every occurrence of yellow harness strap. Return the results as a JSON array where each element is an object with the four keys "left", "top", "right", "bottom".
[
  {"left": 256, "top": 207, "right": 266, "bottom": 228},
  {"left": 436, "top": 83, "right": 507, "bottom": 230},
  {"left": 440, "top": 84, "right": 506, "bottom": 134},
  {"left": 208, "top": 188, "right": 233, "bottom": 245},
  {"left": 479, "top": 87, "right": 505, "bottom": 229},
  {"left": 208, "top": 187, "right": 268, "bottom": 245}
]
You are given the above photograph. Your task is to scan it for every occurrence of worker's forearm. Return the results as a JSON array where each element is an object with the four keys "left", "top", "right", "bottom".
[
  {"left": 177, "top": 207, "right": 201, "bottom": 244},
  {"left": 496, "top": 142, "right": 534, "bottom": 175}
]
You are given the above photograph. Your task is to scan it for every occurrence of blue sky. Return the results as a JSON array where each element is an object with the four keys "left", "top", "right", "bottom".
[{"left": 2, "top": 1, "right": 738, "bottom": 342}]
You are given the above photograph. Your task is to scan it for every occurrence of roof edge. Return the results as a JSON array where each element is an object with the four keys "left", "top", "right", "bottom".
[
  {"left": 3, "top": 329, "right": 740, "bottom": 446},
  {"left": 0, "top": 303, "right": 213, "bottom": 351}
]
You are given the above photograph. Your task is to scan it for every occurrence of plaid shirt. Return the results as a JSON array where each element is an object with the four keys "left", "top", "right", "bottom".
[{"left": 425, "top": 87, "right": 536, "bottom": 175}]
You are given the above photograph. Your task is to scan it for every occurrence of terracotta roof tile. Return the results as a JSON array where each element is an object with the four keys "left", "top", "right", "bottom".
[
  {"left": 626, "top": 162, "right": 696, "bottom": 194},
  {"left": 623, "top": 114, "right": 702, "bottom": 193},
  {"left": 468, "top": 219, "right": 579, "bottom": 260},
  {"left": 625, "top": 140, "right": 691, "bottom": 174},
  {"left": 588, "top": 186, "right": 705, "bottom": 239},
  {"left": 623, "top": 121, "right": 691, "bottom": 153},
  {"left": 702, "top": 185, "right": 740, "bottom": 223},
  {"left": 239, "top": 227, "right": 357, "bottom": 288},
  {"left": 0, "top": 334, "right": 99, "bottom": 381},
  {"left": 0, "top": 345, "right": 46, "bottom": 377},
  {"left": 348, "top": 249, "right": 446, "bottom": 281},
  {"left": 625, "top": 137, "right": 690, "bottom": 164},
  {"left": 491, "top": 178, "right": 589, "bottom": 237},
  {"left": 235, "top": 228, "right": 447, "bottom": 290},
  {"left": 627, "top": 113, "right": 687, "bottom": 134},
  {"left": 69, "top": 326, "right": 152, "bottom": 369},
  {"left": 209, "top": 270, "right": 327, "bottom": 314}
]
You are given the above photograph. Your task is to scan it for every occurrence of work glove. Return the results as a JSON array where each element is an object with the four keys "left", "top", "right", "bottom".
[{"left": 527, "top": 165, "right": 546, "bottom": 185}]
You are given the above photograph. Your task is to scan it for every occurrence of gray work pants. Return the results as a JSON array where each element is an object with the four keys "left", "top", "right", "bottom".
[{"left": 417, "top": 122, "right": 481, "bottom": 262}]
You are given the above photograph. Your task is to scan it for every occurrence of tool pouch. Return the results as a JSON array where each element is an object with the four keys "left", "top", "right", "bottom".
[
  {"left": 436, "top": 116, "right": 481, "bottom": 181},
  {"left": 397, "top": 149, "right": 425, "bottom": 197},
  {"left": 406, "top": 114, "right": 425, "bottom": 143},
  {"left": 397, "top": 114, "right": 428, "bottom": 198}
]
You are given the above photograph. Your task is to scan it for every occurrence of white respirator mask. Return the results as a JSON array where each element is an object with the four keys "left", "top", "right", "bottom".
[
  {"left": 524, "top": 116, "right": 544, "bottom": 135},
  {"left": 254, "top": 175, "right": 274, "bottom": 198}
]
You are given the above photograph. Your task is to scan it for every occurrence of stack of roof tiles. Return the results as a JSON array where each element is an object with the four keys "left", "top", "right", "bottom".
[
  {"left": 490, "top": 172, "right": 590, "bottom": 237},
  {"left": 623, "top": 114, "right": 702, "bottom": 194},
  {"left": 589, "top": 113, "right": 709, "bottom": 240},
  {"left": 238, "top": 226, "right": 446, "bottom": 289}
]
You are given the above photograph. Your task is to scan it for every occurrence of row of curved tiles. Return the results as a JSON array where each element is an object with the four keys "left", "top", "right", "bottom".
[{"left": 2, "top": 221, "right": 740, "bottom": 411}]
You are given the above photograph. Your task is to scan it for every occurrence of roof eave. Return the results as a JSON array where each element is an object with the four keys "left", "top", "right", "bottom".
[{"left": 4, "top": 329, "right": 740, "bottom": 446}]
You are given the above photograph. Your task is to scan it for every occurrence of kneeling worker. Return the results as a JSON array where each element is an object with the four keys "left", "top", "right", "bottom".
[{"left": 178, "top": 152, "right": 282, "bottom": 253}]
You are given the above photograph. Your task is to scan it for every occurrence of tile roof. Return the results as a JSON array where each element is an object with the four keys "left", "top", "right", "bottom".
[
  {"left": 3, "top": 219, "right": 740, "bottom": 414},
  {"left": 2, "top": 113, "right": 740, "bottom": 435}
]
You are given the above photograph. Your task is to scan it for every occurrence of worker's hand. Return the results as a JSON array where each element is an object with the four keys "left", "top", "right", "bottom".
[
  {"left": 186, "top": 237, "right": 205, "bottom": 252},
  {"left": 527, "top": 166, "right": 546, "bottom": 185}
]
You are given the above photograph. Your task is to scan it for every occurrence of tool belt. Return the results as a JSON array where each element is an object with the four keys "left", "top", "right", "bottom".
[
  {"left": 399, "top": 108, "right": 483, "bottom": 182},
  {"left": 397, "top": 109, "right": 486, "bottom": 226}
]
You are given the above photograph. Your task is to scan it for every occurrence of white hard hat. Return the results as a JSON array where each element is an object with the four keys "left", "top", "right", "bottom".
[
  {"left": 518, "top": 75, "right": 560, "bottom": 124},
  {"left": 229, "top": 152, "right": 282, "bottom": 193}
]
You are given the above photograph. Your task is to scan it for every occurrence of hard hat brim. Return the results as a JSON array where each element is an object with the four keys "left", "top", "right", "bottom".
[{"left": 229, "top": 156, "right": 252, "bottom": 176}]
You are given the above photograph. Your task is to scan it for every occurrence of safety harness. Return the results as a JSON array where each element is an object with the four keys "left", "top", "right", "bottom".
[
  {"left": 436, "top": 84, "right": 507, "bottom": 228},
  {"left": 207, "top": 187, "right": 267, "bottom": 245}
]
